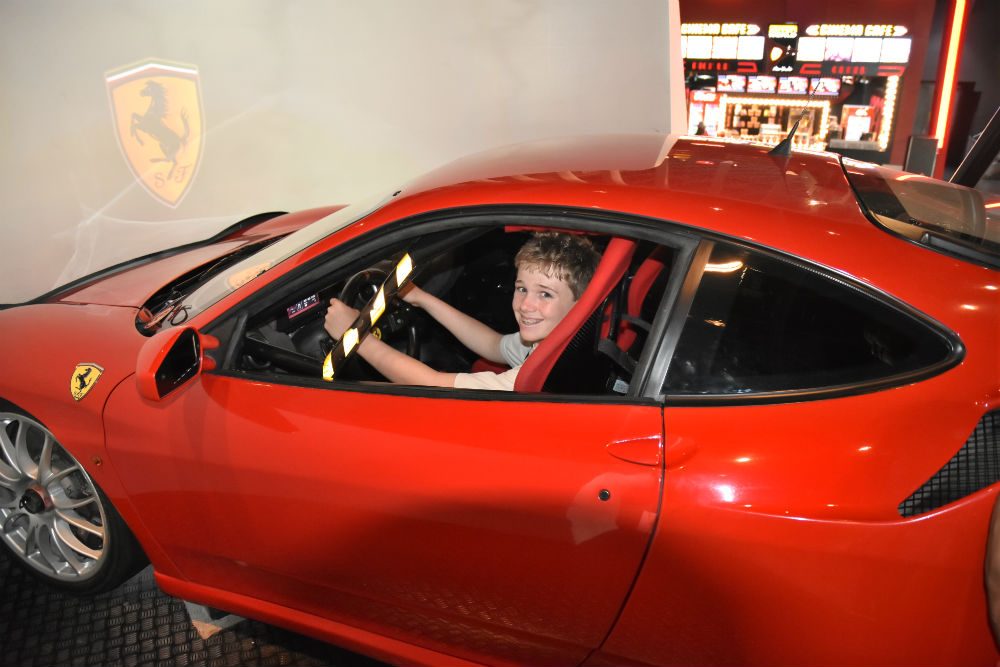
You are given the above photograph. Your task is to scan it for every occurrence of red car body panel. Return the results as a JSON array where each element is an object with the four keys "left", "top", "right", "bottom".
[
  {"left": 103, "top": 376, "right": 663, "bottom": 666},
  {"left": 0, "top": 303, "right": 183, "bottom": 573},
  {"left": 0, "top": 135, "right": 997, "bottom": 666},
  {"left": 593, "top": 391, "right": 999, "bottom": 666}
]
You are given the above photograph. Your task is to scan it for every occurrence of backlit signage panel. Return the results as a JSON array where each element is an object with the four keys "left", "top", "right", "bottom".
[
  {"left": 682, "top": 23, "right": 761, "bottom": 36},
  {"left": 717, "top": 74, "right": 747, "bottom": 92},
  {"left": 768, "top": 24, "right": 799, "bottom": 39},
  {"left": 805, "top": 24, "right": 908, "bottom": 37},
  {"left": 809, "top": 77, "right": 842, "bottom": 95},
  {"left": 685, "top": 35, "right": 713, "bottom": 59},
  {"left": 880, "top": 38, "right": 912, "bottom": 63},
  {"left": 747, "top": 75, "right": 777, "bottom": 93},
  {"left": 737, "top": 36, "right": 765, "bottom": 60},
  {"left": 852, "top": 38, "right": 883, "bottom": 63},
  {"left": 824, "top": 38, "right": 854, "bottom": 62},
  {"left": 778, "top": 76, "right": 809, "bottom": 94},
  {"left": 796, "top": 37, "right": 826, "bottom": 62},
  {"left": 712, "top": 36, "right": 739, "bottom": 60},
  {"left": 683, "top": 22, "right": 912, "bottom": 76}
]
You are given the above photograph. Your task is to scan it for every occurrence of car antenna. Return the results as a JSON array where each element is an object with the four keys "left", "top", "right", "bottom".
[{"left": 769, "top": 82, "right": 819, "bottom": 157}]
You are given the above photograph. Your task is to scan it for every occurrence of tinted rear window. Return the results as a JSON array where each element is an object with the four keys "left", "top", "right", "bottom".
[
  {"left": 663, "top": 242, "right": 958, "bottom": 398},
  {"left": 842, "top": 158, "right": 1000, "bottom": 269}
]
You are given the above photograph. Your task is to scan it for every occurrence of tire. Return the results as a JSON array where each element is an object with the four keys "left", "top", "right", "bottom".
[{"left": 0, "top": 410, "right": 147, "bottom": 594}]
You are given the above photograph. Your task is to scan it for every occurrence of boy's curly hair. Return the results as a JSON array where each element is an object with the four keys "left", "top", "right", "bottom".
[{"left": 514, "top": 232, "right": 601, "bottom": 299}]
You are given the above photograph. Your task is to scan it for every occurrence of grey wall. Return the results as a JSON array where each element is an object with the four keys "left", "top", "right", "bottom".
[{"left": 0, "top": 0, "right": 683, "bottom": 303}]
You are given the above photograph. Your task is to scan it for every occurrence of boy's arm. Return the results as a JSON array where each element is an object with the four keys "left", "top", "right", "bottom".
[
  {"left": 403, "top": 286, "right": 506, "bottom": 363},
  {"left": 355, "top": 336, "right": 458, "bottom": 387},
  {"left": 325, "top": 299, "right": 457, "bottom": 387}
]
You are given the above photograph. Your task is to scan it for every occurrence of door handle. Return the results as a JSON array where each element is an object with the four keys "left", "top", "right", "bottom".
[{"left": 606, "top": 436, "right": 661, "bottom": 466}]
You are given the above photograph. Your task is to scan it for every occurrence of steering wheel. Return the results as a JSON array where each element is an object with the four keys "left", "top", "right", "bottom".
[{"left": 337, "top": 261, "right": 420, "bottom": 359}]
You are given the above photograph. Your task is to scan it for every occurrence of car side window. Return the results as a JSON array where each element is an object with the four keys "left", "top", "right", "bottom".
[
  {"left": 663, "top": 242, "right": 955, "bottom": 396},
  {"left": 229, "top": 223, "right": 679, "bottom": 399}
]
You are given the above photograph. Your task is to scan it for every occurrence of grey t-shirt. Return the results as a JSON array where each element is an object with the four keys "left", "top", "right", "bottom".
[{"left": 498, "top": 332, "right": 532, "bottom": 366}]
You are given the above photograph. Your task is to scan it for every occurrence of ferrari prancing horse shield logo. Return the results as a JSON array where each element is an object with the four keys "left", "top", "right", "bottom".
[
  {"left": 71, "top": 364, "right": 104, "bottom": 401},
  {"left": 106, "top": 59, "right": 204, "bottom": 207}
]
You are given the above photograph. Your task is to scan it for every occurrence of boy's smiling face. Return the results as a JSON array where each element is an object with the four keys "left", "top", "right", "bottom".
[{"left": 512, "top": 265, "right": 577, "bottom": 344}]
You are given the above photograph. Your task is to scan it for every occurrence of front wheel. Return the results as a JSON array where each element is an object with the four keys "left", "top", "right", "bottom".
[{"left": 0, "top": 411, "right": 146, "bottom": 593}]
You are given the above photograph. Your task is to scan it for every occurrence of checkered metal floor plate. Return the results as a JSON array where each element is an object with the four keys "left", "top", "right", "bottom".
[{"left": 0, "top": 549, "right": 388, "bottom": 667}]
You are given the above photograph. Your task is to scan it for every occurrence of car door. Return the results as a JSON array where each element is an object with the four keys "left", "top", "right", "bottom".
[
  {"left": 105, "top": 375, "right": 662, "bottom": 665},
  {"left": 103, "top": 217, "right": 669, "bottom": 665}
]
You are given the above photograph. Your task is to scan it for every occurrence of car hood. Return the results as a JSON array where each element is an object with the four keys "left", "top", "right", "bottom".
[
  {"left": 32, "top": 206, "right": 343, "bottom": 309},
  {"left": 49, "top": 238, "right": 257, "bottom": 308}
]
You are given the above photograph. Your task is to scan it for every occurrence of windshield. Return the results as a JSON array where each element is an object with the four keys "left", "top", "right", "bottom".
[
  {"left": 843, "top": 158, "right": 1000, "bottom": 269},
  {"left": 168, "top": 190, "right": 394, "bottom": 324}
]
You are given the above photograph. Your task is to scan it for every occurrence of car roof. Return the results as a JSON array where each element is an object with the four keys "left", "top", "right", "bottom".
[
  {"left": 389, "top": 135, "right": 877, "bottom": 257},
  {"left": 368, "top": 134, "right": 995, "bottom": 335},
  {"left": 381, "top": 134, "right": 885, "bottom": 268},
  {"left": 402, "top": 134, "right": 860, "bottom": 224}
]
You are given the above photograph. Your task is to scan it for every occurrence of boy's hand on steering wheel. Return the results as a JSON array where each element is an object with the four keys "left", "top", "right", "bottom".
[{"left": 324, "top": 298, "right": 360, "bottom": 341}]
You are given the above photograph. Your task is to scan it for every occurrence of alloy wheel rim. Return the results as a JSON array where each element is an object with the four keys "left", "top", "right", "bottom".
[{"left": 0, "top": 413, "right": 108, "bottom": 581}]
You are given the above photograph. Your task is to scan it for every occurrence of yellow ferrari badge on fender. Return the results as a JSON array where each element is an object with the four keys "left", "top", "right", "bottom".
[{"left": 71, "top": 364, "right": 104, "bottom": 401}]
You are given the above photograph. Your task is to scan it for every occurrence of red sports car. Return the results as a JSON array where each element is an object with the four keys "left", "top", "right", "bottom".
[{"left": 1, "top": 134, "right": 998, "bottom": 667}]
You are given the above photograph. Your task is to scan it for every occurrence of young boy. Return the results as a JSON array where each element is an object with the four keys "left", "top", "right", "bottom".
[{"left": 323, "top": 232, "right": 600, "bottom": 390}]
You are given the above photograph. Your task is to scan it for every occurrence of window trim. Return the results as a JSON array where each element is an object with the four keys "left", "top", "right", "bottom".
[
  {"left": 638, "top": 240, "right": 713, "bottom": 401},
  {"left": 203, "top": 204, "right": 698, "bottom": 405}
]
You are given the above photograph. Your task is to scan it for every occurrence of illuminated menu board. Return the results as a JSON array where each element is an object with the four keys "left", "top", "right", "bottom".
[
  {"left": 717, "top": 74, "right": 747, "bottom": 92},
  {"left": 683, "top": 35, "right": 713, "bottom": 59},
  {"left": 682, "top": 23, "right": 762, "bottom": 36},
  {"left": 682, "top": 35, "right": 764, "bottom": 60},
  {"left": 796, "top": 37, "right": 825, "bottom": 62},
  {"left": 737, "top": 36, "right": 765, "bottom": 60},
  {"left": 747, "top": 75, "right": 777, "bottom": 93},
  {"left": 681, "top": 22, "right": 911, "bottom": 77},
  {"left": 879, "top": 38, "right": 911, "bottom": 63},
  {"left": 852, "top": 38, "right": 883, "bottom": 62},
  {"left": 823, "top": 37, "right": 854, "bottom": 62},
  {"left": 795, "top": 35, "right": 912, "bottom": 64},
  {"left": 712, "top": 36, "right": 739, "bottom": 59},
  {"left": 809, "top": 77, "right": 841, "bottom": 95},
  {"left": 805, "top": 24, "right": 908, "bottom": 37},
  {"left": 777, "top": 76, "right": 808, "bottom": 94}
]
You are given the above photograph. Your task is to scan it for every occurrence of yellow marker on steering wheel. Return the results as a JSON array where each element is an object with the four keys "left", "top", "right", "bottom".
[{"left": 322, "top": 253, "right": 414, "bottom": 381}]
